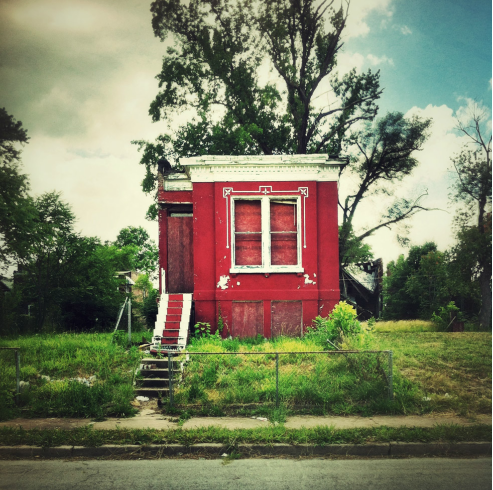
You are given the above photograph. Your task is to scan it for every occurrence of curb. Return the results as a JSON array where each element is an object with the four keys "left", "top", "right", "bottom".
[{"left": 0, "top": 442, "right": 490, "bottom": 459}]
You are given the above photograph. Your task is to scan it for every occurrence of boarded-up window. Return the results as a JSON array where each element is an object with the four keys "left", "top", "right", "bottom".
[
  {"left": 232, "top": 197, "right": 301, "bottom": 271},
  {"left": 234, "top": 200, "right": 262, "bottom": 265},
  {"left": 271, "top": 301, "right": 302, "bottom": 337},
  {"left": 232, "top": 302, "right": 263, "bottom": 337},
  {"left": 270, "top": 201, "right": 297, "bottom": 265}
]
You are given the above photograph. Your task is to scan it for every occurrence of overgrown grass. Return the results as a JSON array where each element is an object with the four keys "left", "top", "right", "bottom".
[
  {"left": 371, "top": 320, "right": 438, "bottom": 333},
  {"left": 0, "top": 333, "right": 142, "bottom": 421},
  {"left": 374, "top": 331, "right": 491, "bottom": 415},
  {"left": 0, "top": 424, "right": 489, "bottom": 447},
  {"left": 173, "top": 336, "right": 398, "bottom": 416},
  {"left": 172, "top": 329, "right": 491, "bottom": 417}
]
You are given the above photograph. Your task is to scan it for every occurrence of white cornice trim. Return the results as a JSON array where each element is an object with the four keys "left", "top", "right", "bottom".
[
  {"left": 179, "top": 155, "right": 343, "bottom": 183},
  {"left": 164, "top": 177, "right": 193, "bottom": 191}
]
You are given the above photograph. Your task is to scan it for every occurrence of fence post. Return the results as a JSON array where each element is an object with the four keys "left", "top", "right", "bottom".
[
  {"left": 275, "top": 353, "right": 279, "bottom": 409},
  {"left": 388, "top": 350, "right": 393, "bottom": 401},
  {"left": 127, "top": 297, "right": 132, "bottom": 344},
  {"left": 15, "top": 350, "right": 20, "bottom": 405},
  {"left": 168, "top": 351, "right": 174, "bottom": 407}
]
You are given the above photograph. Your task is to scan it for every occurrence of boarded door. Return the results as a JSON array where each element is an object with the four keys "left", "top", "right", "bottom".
[
  {"left": 167, "top": 215, "right": 194, "bottom": 293},
  {"left": 232, "top": 301, "right": 263, "bottom": 338},
  {"left": 271, "top": 301, "right": 302, "bottom": 337}
]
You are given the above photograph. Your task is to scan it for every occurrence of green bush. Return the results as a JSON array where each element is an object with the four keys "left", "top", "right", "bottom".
[
  {"left": 431, "top": 301, "right": 462, "bottom": 331},
  {"left": 305, "top": 301, "right": 362, "bottom": 348}
]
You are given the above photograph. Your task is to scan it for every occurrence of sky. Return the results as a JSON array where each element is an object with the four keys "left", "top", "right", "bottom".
[{"left": 0, "top": 0, "right": 491, "bottom": 272}]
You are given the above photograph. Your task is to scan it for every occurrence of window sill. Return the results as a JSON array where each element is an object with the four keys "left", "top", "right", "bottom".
[{"left": 229, "top": 267, "right": 304, "bottom": 274}]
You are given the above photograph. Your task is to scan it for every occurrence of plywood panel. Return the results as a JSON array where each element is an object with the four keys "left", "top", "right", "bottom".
[
  {"left": 271, "top": 234, "right": 297, "bottom": 265},
  {"left": 235, "top": 234, "right": 262, "bottom": 265},
  {"left": 235, "top": 200, "right": 261, "bottom": 232},
  {"left": 232, "top": 301, "right": 263, "bottom": 338},
  {"left": 271, "top": 301, "right": 302, "bottom": 337},
  {"left": 270, "top": 201, "right": 297, "bottom": 232},
  {"left": 270, "top": 201, "right": 297, "bottom": 265},
  {"left": 168, "top": 216, "right": 194, "bottom": 293},
  {"left": 234, "top": 200, "right": 262, "bottom": 266}
]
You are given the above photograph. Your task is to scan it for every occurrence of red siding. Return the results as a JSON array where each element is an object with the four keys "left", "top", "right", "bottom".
[{"left": 159, "top": 177, "right": 340, "bottom": 337}]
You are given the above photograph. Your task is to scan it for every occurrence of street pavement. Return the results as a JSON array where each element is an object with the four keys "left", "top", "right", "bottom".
[{"left": 0, "top": 458, "right": 491, "bottom": 490}]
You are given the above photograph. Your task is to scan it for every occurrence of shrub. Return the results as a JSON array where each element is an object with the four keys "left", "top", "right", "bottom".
[
  {"left": 305, "top": 301, "right": 362, "bottom": 348},
  {"left": 431, "top": 301, "right": 462, "bottom": 331}
]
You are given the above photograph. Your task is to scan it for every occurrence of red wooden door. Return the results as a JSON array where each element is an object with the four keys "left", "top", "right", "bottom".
[{"left": 167, "top": 215, "right": 194, "bottom": 293}]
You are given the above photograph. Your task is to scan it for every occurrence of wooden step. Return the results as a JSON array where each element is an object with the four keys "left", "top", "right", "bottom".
[
  {"left": 166, "top": 315, "right": 181, "bottom": 322},
  {"left": 137, "top": 378, "right": 171, "bottom": 387},
  {"left": 134, "top": 387, "right": 169, "bottom": 397},
  {"left": 164, "top": 321, "right": 180, "bottom": 329}
]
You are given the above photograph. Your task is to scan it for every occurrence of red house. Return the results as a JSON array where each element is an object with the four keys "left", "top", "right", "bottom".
[{"left": 152, "top": 155, "right": 343, "bottom": 352}]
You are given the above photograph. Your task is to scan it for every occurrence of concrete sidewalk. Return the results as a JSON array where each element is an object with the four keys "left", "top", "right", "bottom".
[{"left": 0, "top": 410, "right": 490, "bottom": 431}]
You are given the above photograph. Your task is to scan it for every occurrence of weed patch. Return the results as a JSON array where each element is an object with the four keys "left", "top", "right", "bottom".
[{"left": 0, "top": 333, "right": 141, "bottom": 420}]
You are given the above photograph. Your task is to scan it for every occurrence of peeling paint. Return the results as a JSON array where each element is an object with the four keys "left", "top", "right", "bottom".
[
  {"left": 313, "top": 273, "right": 317, "bottom": 277},
  {"left": 304, "top": 274, "right": 316, "bottom": 285},
  {"left": 217, "top": 275, "right": 230, "bottom": 289}
]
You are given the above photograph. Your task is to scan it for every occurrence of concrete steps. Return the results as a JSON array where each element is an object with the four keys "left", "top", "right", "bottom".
[{"left": 134, "top": 357, "right": 184, "bottom": 398}]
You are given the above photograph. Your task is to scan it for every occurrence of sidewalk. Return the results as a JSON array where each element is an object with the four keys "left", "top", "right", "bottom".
[{"left": 0, "top": 409, "right": 490, "bottom": 431}]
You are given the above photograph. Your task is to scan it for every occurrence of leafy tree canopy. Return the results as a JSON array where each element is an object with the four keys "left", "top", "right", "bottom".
[
  {"left": 135, "top": 0, "right": 382, "bottom": 190},
  {"left": 134, "top": 0, "right": 433, "bottom": 265},
  {"left": 382, "top": 242, "right": 448, "bottom": 320},
  {"left": 15, "top": 192, "right": 134, "bottom": 331},
  {"left": 114, "top": 226, "right": 159, "bottom": 277},
  {"left": 449, "top": 104, "right": 491, "bottom": 329},
  {"left": 0, "top": 108, "right": 35, "bottom": 267}
]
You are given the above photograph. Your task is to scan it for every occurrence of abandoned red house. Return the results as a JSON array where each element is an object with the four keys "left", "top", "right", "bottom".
[{"left": 151, "top": 155, "right": 343, "bottom": 352}]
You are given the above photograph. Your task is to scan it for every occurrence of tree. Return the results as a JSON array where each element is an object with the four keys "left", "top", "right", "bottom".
[
  {"left": 133, "top": 273, "right": 154, "bottom": 300},
  {"left": 135, "top": 0, "right": 381, "bottom": 189},
  {"left": 449, "top": 105, "right": 491, "bottom": 329},
  {"left": 17, "top": 193, "right": 131, "bottom": 331},
  {"left": 382, "top": 242, "right": 448, "bottom": 320},
  {"left": 135, "top": 0, "right": 433, "bottom": 265},
  {"left": 339, "top": 112, "right": 433, "bottom": 266},
  {"left": 0, "top": 108, "right": 35, "bottom": 267},
  {"left": 113, "top": 226, "right": 159, "bottom": 277}
]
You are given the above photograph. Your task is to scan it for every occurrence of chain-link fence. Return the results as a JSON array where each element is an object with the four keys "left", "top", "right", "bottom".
[{"left": 167, "top": 350, "right": 393, "bottom": 409}]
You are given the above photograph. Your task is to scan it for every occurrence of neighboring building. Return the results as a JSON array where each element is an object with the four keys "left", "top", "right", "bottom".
[
  {"left": 115, "top": 271, "right": 137, "bottom": 295},
  {"left": 155, "top": 154, "right": 344, "bottom": 345},
  {"left": 340, "top": 259, "right": 383, "bottom": 320},
  {"left": 0, "top": 276, "right": 13, "bottom": 294}
]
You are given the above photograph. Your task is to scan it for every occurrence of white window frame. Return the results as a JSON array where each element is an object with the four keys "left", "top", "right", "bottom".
[{"left": 230, "top": 195, "right": 303, "bottom": 273}]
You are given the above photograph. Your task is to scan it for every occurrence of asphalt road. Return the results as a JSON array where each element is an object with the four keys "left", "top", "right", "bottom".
[{"left": 0, "top": 458, "right": 491, "bottom": 490}]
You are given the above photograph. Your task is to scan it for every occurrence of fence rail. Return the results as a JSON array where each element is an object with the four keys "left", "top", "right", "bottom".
[{"left": 167, "top": 349, "right": 394, "bottom": 408}]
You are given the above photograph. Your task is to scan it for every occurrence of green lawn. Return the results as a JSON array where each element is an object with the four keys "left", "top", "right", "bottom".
[
  {"left": 0, "top": 332, "right": 145, "bottom": 420},
  {"left": 175, "top": 326, "right": 491, "bottom": 417},
  {"left": 0, "top": 326, "right": 490, "bottom": 420}
]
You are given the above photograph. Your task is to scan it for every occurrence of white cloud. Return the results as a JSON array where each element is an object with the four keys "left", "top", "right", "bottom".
[
  {"left": 366, "top": 54, "right": 394, "bottom": 66},
  {"left": 343, "top": 0, "right": 394, "bottom": 39},
  {"left": 342, "top": 101, "right": 481, "bottom": 266},
  {"left": 400, "top": 25, "right": 412, "bottom": 35}
]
